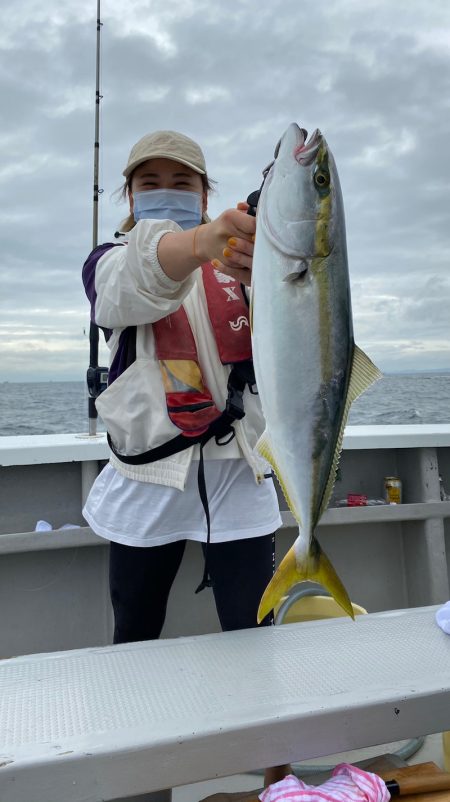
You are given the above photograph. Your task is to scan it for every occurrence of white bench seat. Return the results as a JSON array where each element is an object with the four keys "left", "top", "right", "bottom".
[{"left": 1, "top": 605, "right": 449, "bottom": 802}]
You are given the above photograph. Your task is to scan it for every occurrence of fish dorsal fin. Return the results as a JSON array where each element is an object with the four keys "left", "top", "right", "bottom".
[
  {"left": 256, "top": 430, "right": 302, "bottom": 525},
  {"left": 317, "top": 344, "right": 382, "bottom": 521}
]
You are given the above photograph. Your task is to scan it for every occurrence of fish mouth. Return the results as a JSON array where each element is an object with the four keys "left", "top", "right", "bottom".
[
  {"left": 257, "top": 123, "right": 332, "bottom": 260},
  {"left": 294, "top": 127, "right": 322, "bottom": 165},
  {"left": 271, "top": 124, "right": 322, "bottom": 170}
]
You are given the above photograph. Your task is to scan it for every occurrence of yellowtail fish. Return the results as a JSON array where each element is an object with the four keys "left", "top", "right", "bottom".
[{"left": 251, "top": 123, "right": 381, "bottom": 622}]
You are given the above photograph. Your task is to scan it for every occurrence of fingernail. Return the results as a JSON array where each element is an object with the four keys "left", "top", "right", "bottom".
[
  {"left": 251, "top": 235, "right": 256, "bottom": 242},
  {"left": 223, "top": 248, "right": 232, "bottom": 258},
  {"left": 212, "top": 259, "right": 221, "bottom": 268},
  {"left": 228, "top": 237, "right": 237, "bottom": 247}
]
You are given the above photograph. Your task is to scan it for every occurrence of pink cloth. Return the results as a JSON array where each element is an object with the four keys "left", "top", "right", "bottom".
[{"left": 259, "top": 764, "right": 390, "bottom": 802}]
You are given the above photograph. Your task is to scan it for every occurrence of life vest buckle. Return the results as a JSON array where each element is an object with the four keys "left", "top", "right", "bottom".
[{"left": 225, "top": 385, "right": 245, "bottom": 420}]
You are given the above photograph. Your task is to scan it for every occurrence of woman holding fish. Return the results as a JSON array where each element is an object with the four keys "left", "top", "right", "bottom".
[
  {"left": 82, "top": 129, "right": 283, "bottom": 653},
  {"left": 82, "top": 121, "right": 381, "bottom": 786},
  {"left": 83, "top": 120, "right": 380, "bottom": 649}
]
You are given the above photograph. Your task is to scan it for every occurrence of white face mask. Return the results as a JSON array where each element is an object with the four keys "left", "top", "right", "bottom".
[{"left": 133, "top": 188, "right": 203, "bottom": 229}]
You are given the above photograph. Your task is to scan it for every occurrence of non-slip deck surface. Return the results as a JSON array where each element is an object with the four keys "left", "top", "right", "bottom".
[{"left": 0, "top": 606, "right": 449, "bottom": 801}]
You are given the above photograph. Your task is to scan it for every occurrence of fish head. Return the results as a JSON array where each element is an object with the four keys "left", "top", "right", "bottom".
[{"left": 257, "top": 123, "right": 343, "bottom": 272}]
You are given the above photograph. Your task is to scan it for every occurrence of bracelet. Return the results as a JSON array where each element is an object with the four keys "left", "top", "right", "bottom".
[{"left": 192, "top": 225, "right": 201, "bottom": 262}]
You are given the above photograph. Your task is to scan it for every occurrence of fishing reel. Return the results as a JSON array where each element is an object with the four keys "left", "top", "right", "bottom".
[
  {"left": 246, "top": 189, "right": 261, "bottom": 217},
  {"left": 86, "top": 365, "right": 108, "bottom": 430},
  {"left": 86, "top": 365, "right": 109, "bottom": 399},
  {"left": 245, "top": 134, "right": 284, "bottom": 215},
  {"left": 246, "top": 168, "right": 271, "bottom": 217}
]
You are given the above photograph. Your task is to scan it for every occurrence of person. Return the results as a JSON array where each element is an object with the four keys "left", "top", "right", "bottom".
[{"left": 82, "top": 130, "right": 289, "bottom": 784}]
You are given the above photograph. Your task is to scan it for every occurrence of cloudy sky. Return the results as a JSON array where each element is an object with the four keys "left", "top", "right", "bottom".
[{"left": 1, "top": 0, "right": 449, "bottom": 382}]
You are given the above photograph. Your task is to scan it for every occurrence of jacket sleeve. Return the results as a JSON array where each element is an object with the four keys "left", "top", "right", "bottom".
[{"left": 82, "top": 219, "right": 196, "bottom": 329}]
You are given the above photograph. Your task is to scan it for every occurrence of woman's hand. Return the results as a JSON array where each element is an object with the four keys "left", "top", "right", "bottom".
[
  {"left": 197, "top": 207, "right": 255, "bottom": 287},
  {"left": 157, "top": 205, "right": 256, "bottom": 285}
]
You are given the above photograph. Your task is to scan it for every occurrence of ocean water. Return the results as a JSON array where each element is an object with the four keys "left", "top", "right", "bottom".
[{"left": 0, "top": 373, "right": 449, "bottom": 437}]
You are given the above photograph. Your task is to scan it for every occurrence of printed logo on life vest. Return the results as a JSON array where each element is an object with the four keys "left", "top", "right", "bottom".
[
  {"left": 229, "top": 316, "right": 249, "bottom": 331},
  {"left": 222, "top": 286, "right": 240, "bottom": 302},
  {"left": 213, "top": 269, "right": 235, "bottom": 284}
]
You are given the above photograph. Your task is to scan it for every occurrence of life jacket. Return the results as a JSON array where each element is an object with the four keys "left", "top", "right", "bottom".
[
  {"left": 106, "top": 262, "right": 256, "bottom": 465},
  {"left": 153, "top": 261, "right": 252, "bottom": 438}
]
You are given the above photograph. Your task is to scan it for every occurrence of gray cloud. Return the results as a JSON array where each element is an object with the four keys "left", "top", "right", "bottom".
[{"left": 1, "top": 0, "right": 449, "bottom": 382}]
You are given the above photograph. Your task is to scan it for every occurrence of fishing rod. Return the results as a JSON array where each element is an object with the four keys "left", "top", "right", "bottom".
[{"left": 87, "top": 0, "right": 108, "bottom": 435}]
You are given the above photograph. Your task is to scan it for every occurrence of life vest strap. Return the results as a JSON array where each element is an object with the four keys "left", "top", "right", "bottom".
[
  {"left": 106, "top": 408, "right": 236, "bottom": 465},
  {"left": 194, "top": 444, "right": 213, "bottom": 593},
  {"left": 106, "top": 359, "right": 255, "bottom": 465}
]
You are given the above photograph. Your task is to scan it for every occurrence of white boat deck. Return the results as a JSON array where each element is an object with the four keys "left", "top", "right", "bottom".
[{"left": 1, "top": 605, "right": 449, "bottom": 802}]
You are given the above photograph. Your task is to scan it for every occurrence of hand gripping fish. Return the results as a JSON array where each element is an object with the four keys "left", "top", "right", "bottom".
[{"left": 251, "top": 123, "right": 382, "bottom": 623}]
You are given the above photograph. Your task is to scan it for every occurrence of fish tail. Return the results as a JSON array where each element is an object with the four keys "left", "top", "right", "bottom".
[{"left": 257, "top": 534, "right": 354, "bottom": 624}]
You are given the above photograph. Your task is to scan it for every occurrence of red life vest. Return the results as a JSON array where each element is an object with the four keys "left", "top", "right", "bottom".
[{"left": 153, "top": 262, "right": 252, "bottom": 438}]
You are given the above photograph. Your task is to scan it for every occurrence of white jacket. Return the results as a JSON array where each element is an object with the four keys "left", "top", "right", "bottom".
[{"left": 89, "top": 219, "right": 269, "bottom": 490}]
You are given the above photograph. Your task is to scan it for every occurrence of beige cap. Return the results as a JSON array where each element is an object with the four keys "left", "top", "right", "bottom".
[{"left": 123, "top": 130, "right": 206, "bottom": 178}]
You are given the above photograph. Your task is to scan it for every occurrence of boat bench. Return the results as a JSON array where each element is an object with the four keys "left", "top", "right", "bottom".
[{"left": 1, "top": 605, "right": 449, "bottom": 802}]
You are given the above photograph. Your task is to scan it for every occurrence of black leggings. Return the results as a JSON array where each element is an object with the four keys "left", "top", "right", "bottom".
[{"left": 109, "top": 534, "right": 275, "bottom": 644}]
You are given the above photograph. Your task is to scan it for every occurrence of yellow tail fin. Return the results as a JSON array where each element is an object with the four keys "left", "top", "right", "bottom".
[{"left": 257, "top": 535, "right": 354, "bottom": 624}]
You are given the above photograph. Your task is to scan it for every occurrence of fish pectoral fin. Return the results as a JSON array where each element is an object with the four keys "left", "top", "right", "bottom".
[
  {"left": 257, "top": 536, "right": 354, "bottom": 624},
  {"left": 348, "top": 344, "right": 382, "bottom": 404},
  {"left": 256, "top": 430, "right": 301, "bottom": 524}
]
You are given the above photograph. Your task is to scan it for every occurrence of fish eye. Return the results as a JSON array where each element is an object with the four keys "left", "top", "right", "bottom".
[{"left": 314, "top": 169, "right": 330, "bottom": 189}]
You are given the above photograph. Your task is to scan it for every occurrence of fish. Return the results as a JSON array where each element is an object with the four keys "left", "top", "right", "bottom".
[{"left": 250, "top": 122, "right": 382, "bottom": 623}]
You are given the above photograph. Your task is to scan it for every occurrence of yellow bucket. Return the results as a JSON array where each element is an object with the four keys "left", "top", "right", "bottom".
[{"left": 276, "top": 594, "right": 367, "bottom": 625}]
